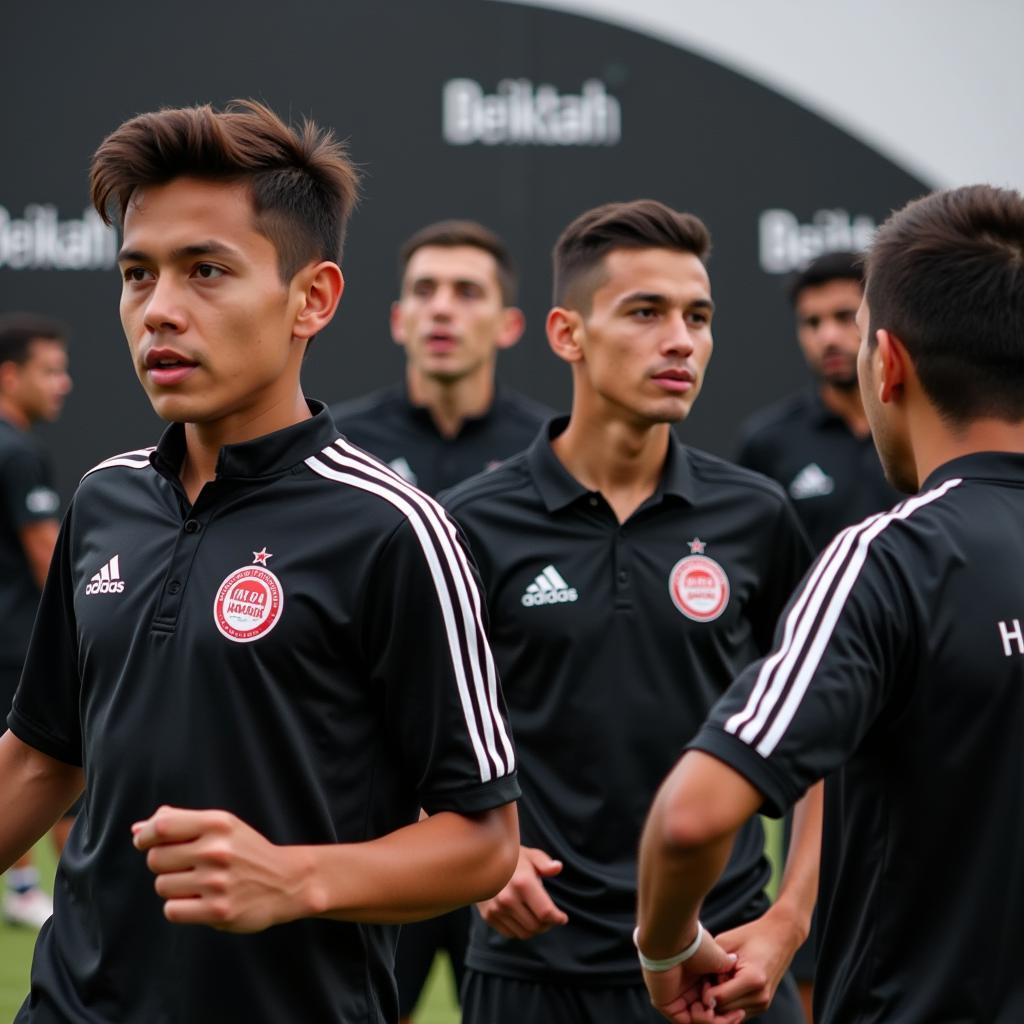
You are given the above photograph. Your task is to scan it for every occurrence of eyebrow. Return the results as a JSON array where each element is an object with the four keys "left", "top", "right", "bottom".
[
  {"left": 618, "top": 291, "right": 716, "bottom": 313},
  {"left": 117, "top": 241, "right": 242, "bottom": 264}
]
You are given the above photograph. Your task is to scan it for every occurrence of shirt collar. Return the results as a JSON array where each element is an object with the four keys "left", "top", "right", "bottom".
[
  {"left": 921, "top": 450, "right": 1024, "bottom": 491},
  {"left": 527, "top": 416, "right": 696, "bottom": 512},
  {"left": 151, "top": 400, "right": 339, "bottom": 480}
]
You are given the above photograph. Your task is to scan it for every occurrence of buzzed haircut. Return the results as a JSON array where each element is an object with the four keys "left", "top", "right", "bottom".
[
  {"left": 787, "top": 250, "right": 863, "bottom": 306},
  {"left": 0, "top": 312, "right": 67, "bottom": 366},
  {"left": 865, "top": 184, "right": 1024, "bottom": 425},
  {"left": 552, "top": 199, "right": 711, "bottom": 311},
  {"left": 90, "top": 99, "right": 359, "bottom": 281},
  {"left": 399, "top": 220, "right": 518, "bottom": 305}
]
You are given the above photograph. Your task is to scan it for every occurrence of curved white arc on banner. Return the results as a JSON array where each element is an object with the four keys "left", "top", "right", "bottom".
[{"left": 493, "top": 0, "right": 1024, "bottom": 191}]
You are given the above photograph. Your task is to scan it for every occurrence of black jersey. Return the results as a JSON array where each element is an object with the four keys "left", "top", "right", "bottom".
[
  {"left": 737, "top": 389, "right": 900, "bottom": 551},
  {"left": 8, "top": 402, "right": 518, "bottom": 1024},
  {"left": 691, "top": 451, "right": 1024, "bottom": 1023},
  {"left": 441, "top": 420, "right": 811, "bottom": 984},
  {"left": 330, "top": 382, "right": 553, "bottom": 496},
  {"left": 0, "top": 417, "right": 60, "bottom": 671}
]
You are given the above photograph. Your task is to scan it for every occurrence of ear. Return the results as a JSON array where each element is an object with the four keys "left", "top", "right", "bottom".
[
  {"left": 0, "top": 360, "right": 19, "bottom": 395},
  {"left": 389, "top": 301, "right": 408, "bottom": 347},
  {"left": 546, "top": 307, "right": 584, "bottom": 365},
  {"left": 494, "top": 307, "right": 526, "bottom": 351},
  {"left": 291, "top": 261, "right": 345, "bottom": 343},
  {"left": 875, "top": 329, "right": 909, "bottom": 404}
]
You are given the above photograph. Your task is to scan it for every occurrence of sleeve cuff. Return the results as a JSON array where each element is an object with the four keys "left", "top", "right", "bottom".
[
  {"left": 7, "top": 706, "right": 82, "bottom": 767},
  {"left": 421, "top": 772, "right": 521, "bottom": 816},
  {"left": 687, "top": 726, "right": 798, "bottom": 819}
]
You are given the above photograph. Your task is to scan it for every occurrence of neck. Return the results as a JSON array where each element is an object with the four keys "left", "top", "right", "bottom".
[
  {"left": 179, "top": 388, "right": 311, "bottom": 503},
  {"left": 819, "top": 382, "right": 870, "bottom": 437},
  {"left": 0, "top": 396, "right": 29, "bottom": 431},
  {"left": 911, "top": 410, "right": 1024, "bottom": 487},
  {"left": 406, "top": 363, "right": 495, "bottom": 439},
  {"left": 552, "top": 402, "right": 670, "bottom": 523}
]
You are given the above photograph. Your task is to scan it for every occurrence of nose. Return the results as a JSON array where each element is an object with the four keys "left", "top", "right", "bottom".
[
  {"left": 142, "top": 275, "right": 187, "bottom": 334},
  {"left": 662, "top": 312, "right": 696, "bottom": 355},
  {"left": 427, "top": 284, "right": 455, "bottom": 319}
]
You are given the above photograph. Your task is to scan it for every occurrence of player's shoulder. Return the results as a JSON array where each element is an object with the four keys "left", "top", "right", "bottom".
[
  {"left": 439, "top": 451, "right": 533, "bottom": 513},
  {"left": 329, "top": 385, "right": 403, "bottom": 429},
  {"left": 78, "top": 446, "right": 157, "bottom": 486},
  {"left": 737, "top": 392, "right": 811, "bottom": 444},
  {"left": 686, "top": 445, "right": 792, "bottom": 507},
  {"left": 0, "top": 420, "right": 39, "bottom": 466}
]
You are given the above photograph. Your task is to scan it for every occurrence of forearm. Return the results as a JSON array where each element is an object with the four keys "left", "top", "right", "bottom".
[
  {"left": 0, "top": 730, "right": 84, "bottom": 870},
  {"left": 298, "top": 803, "right": 519, "bottom": 924},
  {"left": 770, "top": 781, "right": 823, "bottom": 940},
  {"left": 637, "top": 782, "right": 736, "bottom": 957}
]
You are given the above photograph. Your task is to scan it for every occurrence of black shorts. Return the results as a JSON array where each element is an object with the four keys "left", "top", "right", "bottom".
[
  {"left": 461, "top": 969, "right": 804, "bottom": 1024},
  {"left": 395, "top": 907, "right": 471, "bottom": 1015}
]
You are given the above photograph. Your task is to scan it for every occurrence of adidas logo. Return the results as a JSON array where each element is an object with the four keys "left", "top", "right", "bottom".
[
  {"left": 789, "top": 463, "right": 835, "bottom": 500},
  {"left": 85, "top": 555, "right": 125, "bottom": 595},
  {"left": 521, "top": 565, "right": 578, "bottom": 607}
]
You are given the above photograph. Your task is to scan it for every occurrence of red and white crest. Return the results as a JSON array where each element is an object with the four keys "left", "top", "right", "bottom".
[
  {"left": 669, "top": 542, "right": 729, "bottom": 622},
  {"left": 214, "top": 551, "right": 283, "bottom": 643}
]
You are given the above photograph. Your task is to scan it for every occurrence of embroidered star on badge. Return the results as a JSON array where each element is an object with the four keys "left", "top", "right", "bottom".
[
  {"left": 687, "top": 537, "right": 706, "bottom": 554},
  {"left": 252, "top": 547, "right": 273, "bottom": 565}
]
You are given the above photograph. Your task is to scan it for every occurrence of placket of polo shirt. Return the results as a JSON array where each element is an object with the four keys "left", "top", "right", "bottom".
[
  {"left": 150, "top": 483, "right": 223, "bottom": 634},
  {"left": 613, "top": 523, "right": 633, "bottom": 611}
]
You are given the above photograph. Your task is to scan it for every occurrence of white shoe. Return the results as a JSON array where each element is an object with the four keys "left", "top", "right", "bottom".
[{"left": 2, "top": 887, "right": 53, "bottom": 929}]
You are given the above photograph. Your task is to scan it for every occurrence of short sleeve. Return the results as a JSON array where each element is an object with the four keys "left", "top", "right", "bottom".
[
  {"left": 1, "top": 446, "right": 60, "bottom": 530},
  {"left": 690, "top": 521, "right": 909, "bottom": 816},
  {"left": 361, "top": 511, "right": 519, "bottom": 816},
  {"left": 747, "top": 493, "right": 814, "bottom": 654},
  {"left": 8, "top": 506, "right": 82, "bottom": 765}
]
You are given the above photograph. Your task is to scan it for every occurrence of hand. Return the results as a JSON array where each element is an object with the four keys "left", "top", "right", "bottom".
[
  {"left": 641, "top": 931, "right": 742, "bottom": 1024},
  {"left": 476, "top": 845, "right": 568, "bottom": 939},
  {"left": 701, "top": 906, "right": 807, "bottom": 1020},
  {"left": 132, "top": 805, "right": 311, "bottom": 933}
]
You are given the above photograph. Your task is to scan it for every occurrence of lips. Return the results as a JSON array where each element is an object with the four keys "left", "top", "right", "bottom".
[
  {"left": 143, "top": 347, "right": 199, "bottom": 386},
  {"left": 651, "top": 367, "right": 695, "bottom": 392}
]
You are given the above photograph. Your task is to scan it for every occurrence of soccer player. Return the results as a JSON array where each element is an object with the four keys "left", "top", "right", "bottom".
[
  {"left": 0, "top": 100, "right": 519, "bottom": 1024},
  {"left": 333, "top": 220, "right": 549, "bottom": 1021},
  {"left": 442, "top": 200, "right": 818, "bottom": 1023},
  {"left": 736, "top": 251, "right": 898, "bottom": 552},
  {"left": 331, "top": 219, "right": 550, "bottom": 496},
  {"left": 637, "top": 183, "right": 1024, "bottom": 1023},
  {"left": 0, "top": 313, "right": 72, "bottom": 929}
]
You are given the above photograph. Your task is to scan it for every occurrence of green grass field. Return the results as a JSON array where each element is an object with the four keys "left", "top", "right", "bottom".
[{"left": 1, "top": 822, "right": 782, "bottom": 1022}]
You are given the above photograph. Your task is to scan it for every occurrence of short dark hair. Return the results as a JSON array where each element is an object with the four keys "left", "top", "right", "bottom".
[
  {"left": 787, "top": 250, "right": 863, "bottom": 306},
  {"left": 0, "top": 313, "right": 67, "bottom": 366},
  {"left": 90, "top": 99, "right": 359, "bottom": 281},
  {"left": 866, "top": 184, "right": 1024, "bottom": 424},
  {"left": 399, "top": 220, "right": 517, "bottom": 304},
  {"left": 552, "top": 199, "right": 711, "bottom": 310}
]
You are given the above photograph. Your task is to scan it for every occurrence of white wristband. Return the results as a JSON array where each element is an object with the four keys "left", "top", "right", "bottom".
[{"left": 633, "top": 923, "right": 705, "bottom": 972}]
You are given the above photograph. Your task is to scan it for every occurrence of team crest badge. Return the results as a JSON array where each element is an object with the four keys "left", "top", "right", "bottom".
[
  {"left": 214, "top": 548, "right": 283, "bottom": 643},
  {"left": 669, "top": 538, "right": 730, "bottom": 622}
]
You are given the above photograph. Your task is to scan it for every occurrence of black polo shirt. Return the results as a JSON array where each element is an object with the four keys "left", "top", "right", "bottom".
[
  {"left": 737, "top": 389, "right": 900, "bottom": 551},
  {"left": 440, "top": 420, "right": 811, "bottom": 984},
  {"left": 691, "top": 451, "right": 1024, "bottom": 1023},
  {"left": 330, "top": 382, "right": 553, "bottom": 496},
  {"left": 8, "top": 401, "right": 519, "bottom": 1024},
  {"left": 0, "top": 418, "right": 60, "bottom": 671}
]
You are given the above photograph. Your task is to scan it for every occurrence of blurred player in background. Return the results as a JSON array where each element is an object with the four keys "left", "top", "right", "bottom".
[
  {"left": 332, "top": 219, "right": 549, "bottom": 1022},
  {"left": 444, "top": 200, "right": 817, "bottom": 1023},
  {"left": 0, "top": 313, "right": 72, "bottom": 930},
  {"left": 638, "top": 184, "right": 1024, "bottom": 1023}
]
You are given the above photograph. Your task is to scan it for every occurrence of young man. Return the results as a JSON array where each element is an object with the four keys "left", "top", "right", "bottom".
[
  {"left": 736, "top": 252, "right": 898, "bottom": 552},
  {"left": 0, "top": 100, "right": 519, "bottom": 1024},
  {"left": 0, "top": 314, "right": 72, "bottom": 929},
  {"left": 442, "top": 200, "right": 818, "bottom": 1023},
  {"left": 331, "top": 220, "right": 550, "bottom": 496},
  {"left": 637, "top": 184, "right": 1024, "bottom": 1023},
  {"left": 334, "top": 221, "right": 549, "bottom": 1021}
]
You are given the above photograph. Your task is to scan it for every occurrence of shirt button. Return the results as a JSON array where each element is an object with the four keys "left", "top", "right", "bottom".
[
  {"left": 617, "top": 570, "right": 629, "bottom": 584},
  {"left": 184, "top": 519, "right": 201, "bottom": 534},
  {"left": 588, "top": 496, "right": 599, "bottom": 507},
  {"left": 168, "top": 580, "right": 182, "bottom": 594}
]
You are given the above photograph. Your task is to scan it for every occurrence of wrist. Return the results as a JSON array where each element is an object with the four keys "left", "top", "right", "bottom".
[
  {"left": 285, "top": 845, "right": 327, "bottom": 920},
  {"left": 763, "top": 898, "right": 811, "bottom": 948},
  {"left": 633, "top": 922, "right": 704, "bottom": 972}
]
